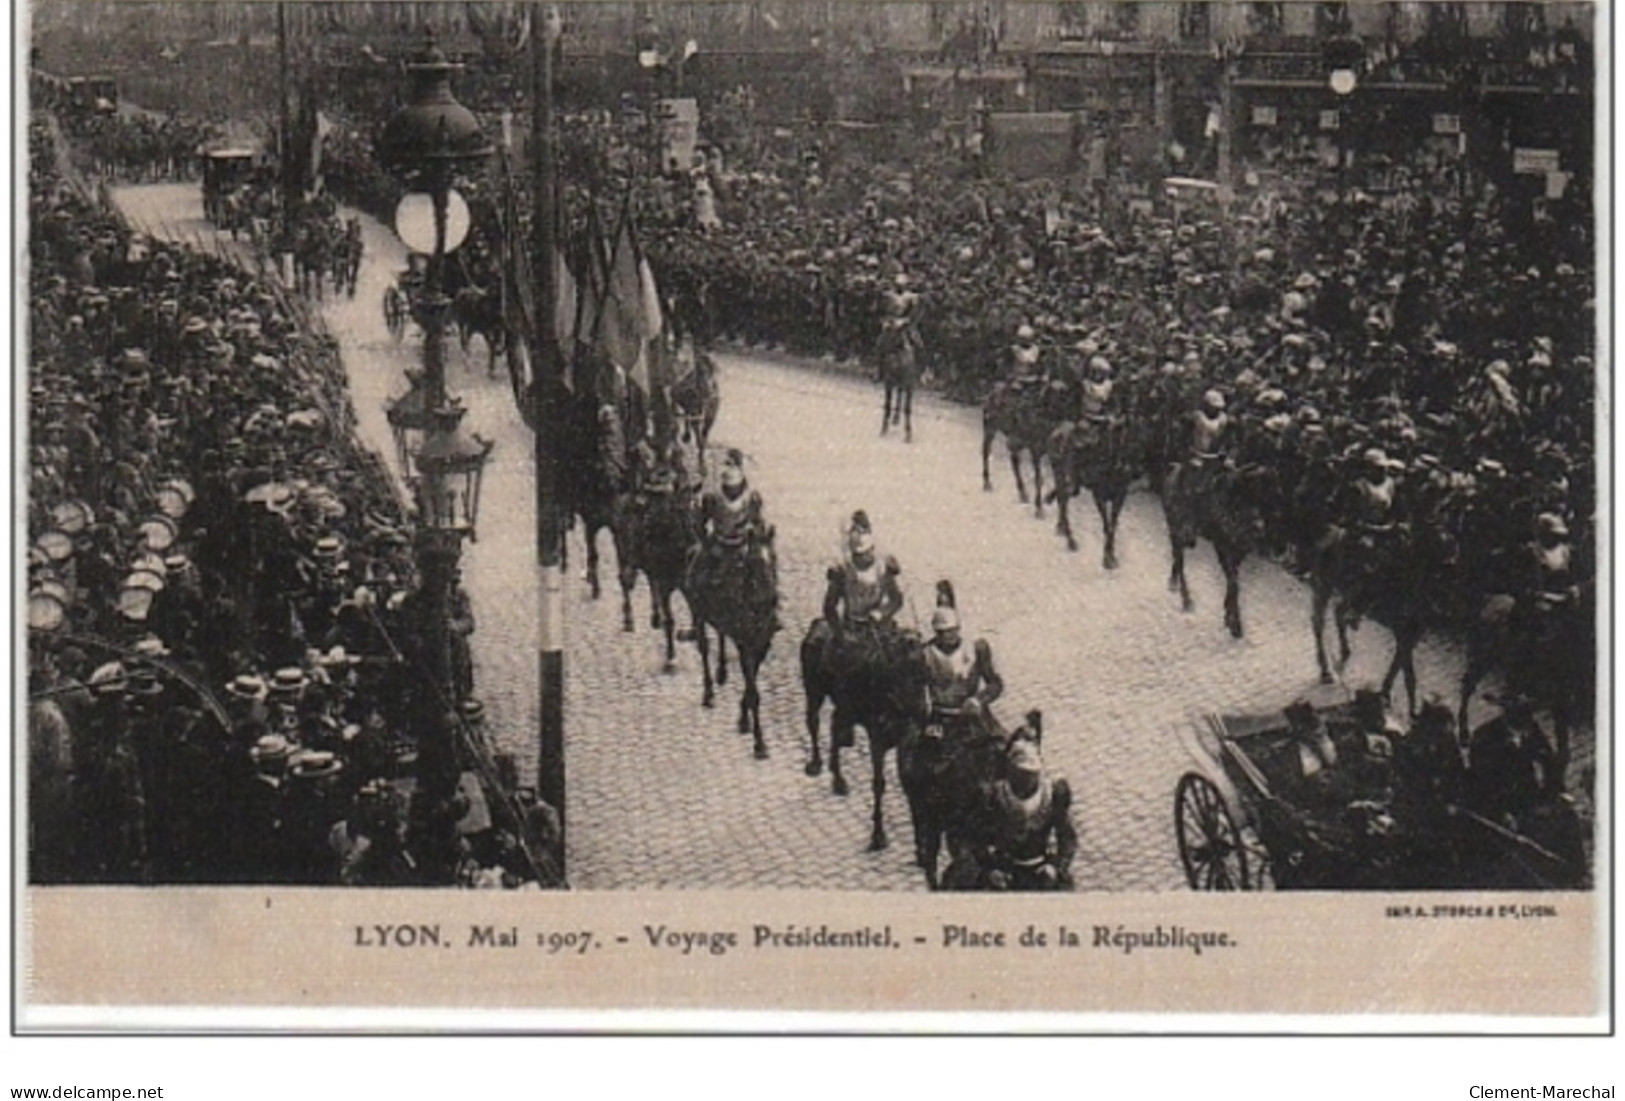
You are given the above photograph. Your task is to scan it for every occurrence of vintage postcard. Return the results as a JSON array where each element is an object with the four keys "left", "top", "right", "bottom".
[{"left": 16, "top": 0, "right": 1608, "bottom": 1029}]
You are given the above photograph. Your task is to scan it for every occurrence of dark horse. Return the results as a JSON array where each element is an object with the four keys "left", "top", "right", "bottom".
[
  {"left": 668, "top": 348, "right": 720, "bottom": 473},
  {"left": 331, "top": 217, "right": 362, "bottom": 298},
  {"left": 1458, "top": 586, "right": 1592, "bottom": 786},
  {"left": 1048, "top": 413, "right": 1145, "bottom": 568},
  {"left": 452, "top": 285, "right": 506, "bottom": 377},
  {"left": 1308, "top": 512, "right": 1458, "bottom": 717},
  {"left": 800, "top": 615, "right": 929, "bottom": 854},
  {"left": 510, "top": 341, "right": 624, "bottom": 601},
  {"left": 613, "top": 485, "right": 695, "bottom": 669},
  {"left": 876, "top": 322, "right": 922, "bottom": 442},
  {"left": 982, "top": 378, "right": 1071, "bottom": 519},
  {"left": 685, "top": 534, "right": 780, "bottom": 759},
  {"left": 1161, "top": 461, "right": 1269, "bottom": 638}
]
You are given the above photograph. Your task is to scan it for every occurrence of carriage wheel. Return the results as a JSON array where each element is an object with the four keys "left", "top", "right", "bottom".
[{"left": 1175, "top": 772, "right": 1253, "bottom": 890}]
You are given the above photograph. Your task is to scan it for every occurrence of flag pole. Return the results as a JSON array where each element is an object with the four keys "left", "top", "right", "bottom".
[
  {"left": 277, "top": 0, "right": 294, "bottom": 286},
  {"left": 532, "top": 2, "right": 567, "bottom": 875}
]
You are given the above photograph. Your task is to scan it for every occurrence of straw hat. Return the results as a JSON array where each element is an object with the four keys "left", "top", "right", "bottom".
[{"left": 226, "top": 674, "right": 270, "bottom": 702}]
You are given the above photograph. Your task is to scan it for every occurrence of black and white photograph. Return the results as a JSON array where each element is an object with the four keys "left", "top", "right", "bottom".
[{"left": 16, "top": 0, "right": 1607, "bottom": 1027}]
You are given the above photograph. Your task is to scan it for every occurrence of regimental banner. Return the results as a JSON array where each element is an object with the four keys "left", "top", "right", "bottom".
[
  {"left": 657, "top": 98, "right": 700, "bottom": 175},
  {"left": 1433, "top": 113, "right": 1461, "bottom": 135}
]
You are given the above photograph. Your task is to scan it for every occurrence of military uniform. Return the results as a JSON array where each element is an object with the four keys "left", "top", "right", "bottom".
[
  {"left": 1080, "top": 376, "right": 1115, "bottom": 422},
  {"left": 985, "top": 770, "right": 1077, "bottom": 889},
  {"left": 1188, "top": 407, "right": 1232, "bottom": 463},
  {"left": 823, "top": 551, "right": 903, "bottom": 630},
  {"left": 923, "top": 635, "right": 1003, "bottom": 723},
  {"left": 700, "top": 484, "right": 765, "bottom": 549}
]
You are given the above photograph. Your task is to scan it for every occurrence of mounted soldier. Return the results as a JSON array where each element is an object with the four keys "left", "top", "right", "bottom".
[
  {"left": 822, "top": 510, "right": 903, "bottom": 635},
  {"left": 1337, "top": 446, "right": 1409, "bottom": 602},
  {"left": 1525, "top": 512, "right": 1578, "bottom": 619},
  {"left": 1168, "top": 387, "right": 1233, "bottom": 503},
  {"left": 875, "top": 273, "right": 923, "bottom": 440},
  {"left": 629, "top": 422, "right": 689, "bottom": 503},
  {"left": 1005, "top": 323, "right": 1044, "bottom": 389},
  {"left": 1078, "top": 356, "right": 1116, "bottom": 424},
  {"left": 1189, "top": 388, "right": 1233, "bottom": 466},
  {"left": 980, "top": 733, "right": 1077, "bottom": 891},
  {"left": 691, "top": 449, "right": 775, "bottom": 613},
  {"left": 921, "top": 600, "right": 1003, "bottom": 742}
]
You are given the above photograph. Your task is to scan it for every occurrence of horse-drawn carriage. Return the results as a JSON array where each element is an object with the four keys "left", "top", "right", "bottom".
[
  {"left": 200, "top": 148, "right": 261, "bottom": 231},
  {"left": 1173, "top": 700, "right": 1587, "bottom": 891},
  {"left": 63, "top": 74, "right": 118, "bottom": 117},
  {"left": 382, "top": 253, "right": 427, "bottom": 340}
]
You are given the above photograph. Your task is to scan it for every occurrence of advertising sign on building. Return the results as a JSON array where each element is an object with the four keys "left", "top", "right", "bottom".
[
  {"left": 657, "top": 98, "right": 701, "bottom": 173},
  {"left": 988, "top": 112, "right": 1076, "bottom": 179},
  {"left": 1513, "top": 147, "right": 1561, "bottom": 175}
]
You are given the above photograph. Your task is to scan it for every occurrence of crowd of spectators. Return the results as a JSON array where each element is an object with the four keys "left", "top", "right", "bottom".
[
  {"left": 311, "top": 84, "right": 1594, "bottom": 638},
  {"left": 291, "top": 77, "right": 1594, "bottom": 670},
  {"left": 636, "top": 115, "right": 1591, "bottom": 608},
  {"left": 26, "top": 115, "right": 554, "bottom": 888}
]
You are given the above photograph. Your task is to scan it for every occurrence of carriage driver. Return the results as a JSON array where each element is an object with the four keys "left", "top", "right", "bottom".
[
  {"left": 922, "top": 603, "right": 1004, "bottom": 739},
  {"left": 822, "top": 511, "right": 903, "bottom": 633}
]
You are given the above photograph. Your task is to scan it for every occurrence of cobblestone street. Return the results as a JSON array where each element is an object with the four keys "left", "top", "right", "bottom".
[{"left": 117, "top": 184, "right": 1488, "bottom": 892}]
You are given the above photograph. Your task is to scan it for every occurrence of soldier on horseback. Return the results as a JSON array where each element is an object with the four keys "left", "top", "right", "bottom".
[
  {"left": 1171, "top": 388, "right": 1233, "bottom": 501},
  {"left": 692, "top": 449, "right": 775, "bottom": 616},
  {"left": 629, "top": 422, "right": 690, "bottom": 502},
  {"left": 881, "top": 271, "right": 919, "bottom": 327},
  {"left": 1189, "top": 388, "right": 1233, "bottom": 465},
  {"left": 1079, "top": 356, "right": 1116, "bottom": 423},
  {"left": 981, "top": 735, "right": 1077, "bottom": 891},
  {"left": 598, "top": 403, "right": 631, "bottom": 493},
  {"left": 922, "top": 602, "right": 1003, "bottom": 739},
  {"left": 823, "top": 510, "right": 903, "bottom": 634},
  {"left": 1006, "top": 324, "right": 1044, "bottom": 390},
  {"left": 1528, "top": 512, "right": 1578, "bottom": 615},
  {"left": 1340, "top": 447, "right": 1409, "bottom": 595}
]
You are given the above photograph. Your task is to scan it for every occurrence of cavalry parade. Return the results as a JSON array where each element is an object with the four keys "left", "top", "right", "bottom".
[{"left": 26, "top": 1, "right": 1597, "bottom": 893}]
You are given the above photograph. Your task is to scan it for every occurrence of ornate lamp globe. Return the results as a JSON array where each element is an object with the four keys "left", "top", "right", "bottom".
[{"left": 377, "top": 27, "right": 493, "bottom": 184}]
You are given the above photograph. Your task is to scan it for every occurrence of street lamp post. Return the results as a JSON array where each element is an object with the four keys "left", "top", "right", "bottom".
[
  {"left": 377, "top": 28, "right": 494, "bottom": 714},
  {"left": 379, "top": 27, "right": 493, "bottom": 411}
]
